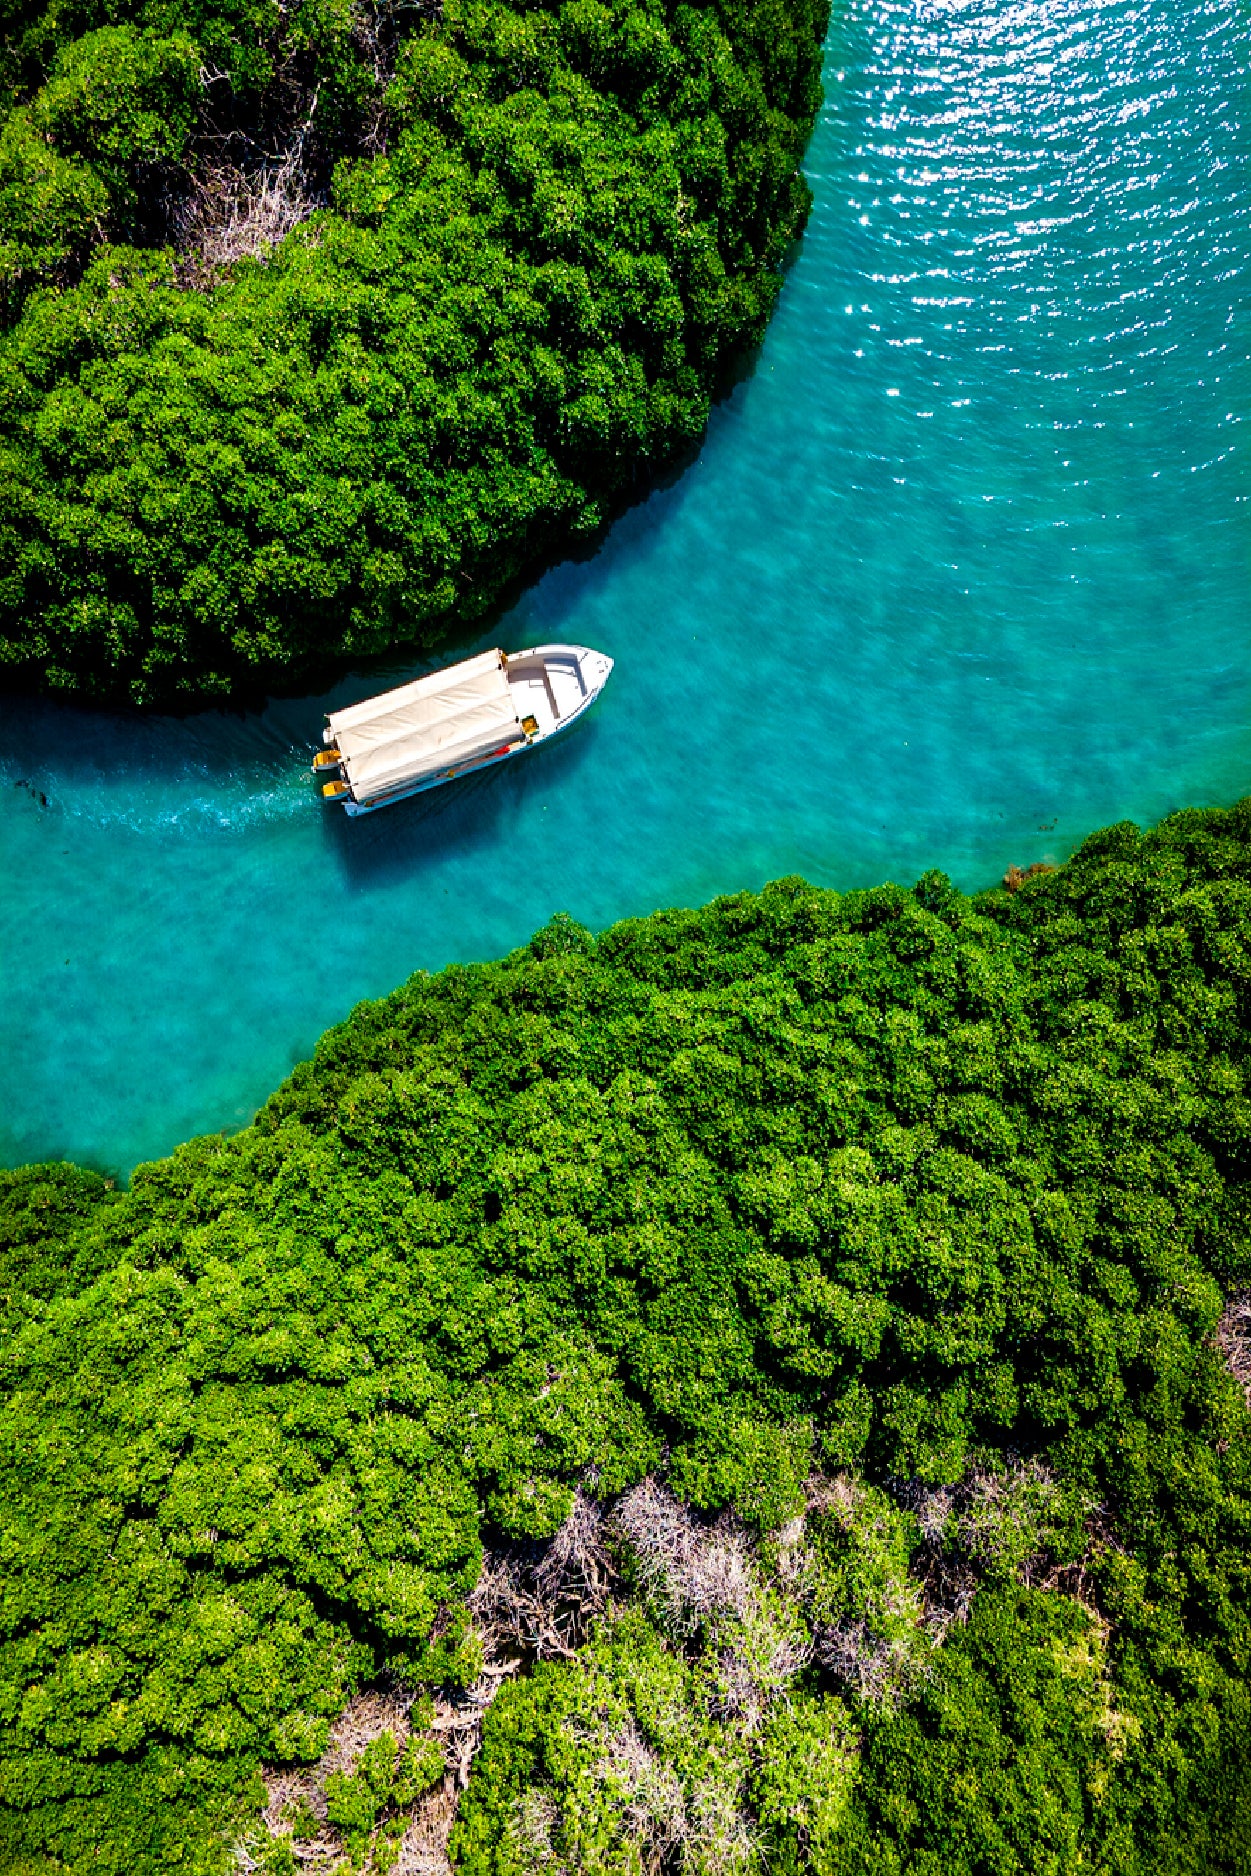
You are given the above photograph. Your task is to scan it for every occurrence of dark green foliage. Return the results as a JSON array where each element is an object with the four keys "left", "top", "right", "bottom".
[
  {"left": 0, "top": 0, "right": 828, "bottom": 702},
  {"left": 4, "top": 803, "right": 1251, "bottom": 1869},
  {"left": 34, "top": 26, "right": 201, "bottom": 175},
  {"left": 829, "top": 1587, "right": 1125, "bottom": 1876}
]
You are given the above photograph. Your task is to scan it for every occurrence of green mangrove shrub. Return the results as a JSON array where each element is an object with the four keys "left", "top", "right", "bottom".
[
  {"left": 4, "top": 804, "right": 1251, "bottom": 1869},
  {"left": 0, "top": 0, "right": 829, "bottom": 702}
]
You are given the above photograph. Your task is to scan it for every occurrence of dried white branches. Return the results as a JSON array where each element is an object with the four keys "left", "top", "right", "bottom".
[
  {"left": 174, "top": 128, "right": 321, "bottom": 286},
  {"left": 615, "top": 1480, "right": 756, "bottom": 1632},
  {"left": 1216, "top": 1292, "right": 1251, "bottom": 1406},
  {"left": 590, "top": 1718, "right": 688, "bottom": 1864},
  {"left": 468, "top": 1487, "right": 613, "bottom": 1662}
]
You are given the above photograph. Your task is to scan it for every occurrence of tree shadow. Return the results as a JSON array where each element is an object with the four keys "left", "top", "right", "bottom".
[{"left": 0, "top": 685, "right": 316, "bottom": 800}]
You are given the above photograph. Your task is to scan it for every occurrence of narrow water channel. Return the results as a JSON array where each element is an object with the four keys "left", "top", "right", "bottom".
[{"left": 1, "top": 0, "right": 1246, "bottom": 1174}]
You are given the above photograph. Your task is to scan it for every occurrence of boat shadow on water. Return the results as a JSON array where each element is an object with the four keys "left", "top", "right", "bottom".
[{"left": 321, "top": 713, "right": 601, "bottom": 889}]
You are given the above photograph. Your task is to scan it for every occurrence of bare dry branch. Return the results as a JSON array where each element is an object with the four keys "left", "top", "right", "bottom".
[
  {"left": 614, "top": 1480, "right": 755, "bottom": 1631},
  {"left": 468, "top": 1489, "right": 614, "bottom": 1664},
  {"left": 813, "top": 1617, "right": 927, "bottom": 1706},
  {"left": 174, "top": 141, "right": 321, "bottom": 285},
  {"left": 1216, "top": 1292, "right": 1251, "bottom": 1406}
]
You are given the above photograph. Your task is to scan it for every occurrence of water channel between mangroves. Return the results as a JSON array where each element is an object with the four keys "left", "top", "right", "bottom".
[{"left": 1, "top": 0, "right": 1247, "bottom": 1174}]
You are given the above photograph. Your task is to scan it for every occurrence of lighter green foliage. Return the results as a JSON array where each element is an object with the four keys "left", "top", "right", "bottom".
[
  {"left": 451, "top": 1483, "right": 864, "bottom": 1873},
  {"left": 454, "top": 1605, "right": 848, "bottom": 1875},
  {"left": 752, "top": 1694, "right": 857, "bottom": 1863},
  {"left": 0, "top": 108, "right": 108, "bottom": 283},
  {"left": 796, "top": 1477, "right": 929, "bottom": 1708},
  {"left": 323, "top": 1727, "right": 445, "bottom": 1868},
  {"left": 953, "top": 1459, "right": 1066, "bottom": 1581}
]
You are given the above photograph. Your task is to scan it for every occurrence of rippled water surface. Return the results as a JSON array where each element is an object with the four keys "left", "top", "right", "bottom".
[{"left": 2, "top": 0, "right": 1247, "bottom": 1172}]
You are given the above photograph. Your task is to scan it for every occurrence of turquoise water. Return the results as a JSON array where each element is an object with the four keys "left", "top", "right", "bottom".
[{"left": 1, "top": 0, "right": 1247, "bottom": 1175}]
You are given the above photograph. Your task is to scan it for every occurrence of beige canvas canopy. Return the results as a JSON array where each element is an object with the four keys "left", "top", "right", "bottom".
[{"left": 326, "top": 650, "right": 525, "bottom": 803}]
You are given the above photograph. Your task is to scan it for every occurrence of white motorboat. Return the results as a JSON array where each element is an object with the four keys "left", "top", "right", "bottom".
[{"left": 314, "top": 644, "right": 613, "bottom": 816}]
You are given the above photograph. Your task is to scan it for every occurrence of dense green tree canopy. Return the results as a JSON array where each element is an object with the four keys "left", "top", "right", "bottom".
[
  {"left": 0, "top": 0, "right": 828, "bottom": 703},
  {"left": 3, "top": 804, "right": 1251, "bottom": 1870}
]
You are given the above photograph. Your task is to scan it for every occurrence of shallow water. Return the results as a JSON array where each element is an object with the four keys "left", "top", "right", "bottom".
[{"left": 1, "top": 0, "right": 1247, "bottom": 1174}]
